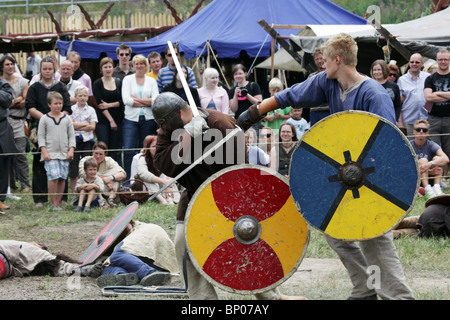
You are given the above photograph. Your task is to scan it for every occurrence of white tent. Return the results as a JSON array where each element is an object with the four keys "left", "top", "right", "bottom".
[
  {"left": 256, "top": 24, "right": 375, "bottom": 72},
  {"left": 257, "top": 7, "right": 450, "bottom": 74},
  {"left": 384, "top": 6, "right": 450, "bottom": 44}
]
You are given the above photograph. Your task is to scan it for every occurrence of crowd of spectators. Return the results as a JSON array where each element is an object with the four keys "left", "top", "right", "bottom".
[{"left": 1, "top": 44, "right": 449, "bottom": 214}]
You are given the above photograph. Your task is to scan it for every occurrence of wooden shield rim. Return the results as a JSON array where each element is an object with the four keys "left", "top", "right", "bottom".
[
  {"left": 80, "top": 201, "right": 139, "bottom": 265},
  {"left": 184, "top": 164, "right": 310, "bottom": 295},
  {"left": 289, "top": 110, "right": 419, "bottom": 241}
]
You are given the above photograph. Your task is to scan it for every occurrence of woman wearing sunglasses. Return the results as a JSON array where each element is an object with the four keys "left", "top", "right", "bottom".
[{"left": 387, "top": 64, "right": 400, "bottom": 83}]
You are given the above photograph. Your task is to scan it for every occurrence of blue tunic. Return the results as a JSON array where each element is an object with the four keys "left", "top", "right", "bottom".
[{"left": 274, "top": 72, "right": 396, "bottom": 124}]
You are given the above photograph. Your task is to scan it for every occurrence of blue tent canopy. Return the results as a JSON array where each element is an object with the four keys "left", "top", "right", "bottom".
[{"left": 57, "top": 0, "right": 367, "bottom": 59}]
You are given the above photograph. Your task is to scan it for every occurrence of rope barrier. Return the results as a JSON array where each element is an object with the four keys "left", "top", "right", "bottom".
[
  {"left": 4, "top": 131, "right": 450, "bottom": 157},
  {"left": 0, "top": 146, "right": 144, "bottom": 157},
  {"left": 4, "top": 139, "right": 450, "bottom": 157},
  {"left": 3, "top": 131, "right": 450, "bottom": 198},
  {"left": 0, "top": 189, "right": 179, "bottom": 198},
  {"left": 3, "top": 173, "right": 450, "bottom": 199}
]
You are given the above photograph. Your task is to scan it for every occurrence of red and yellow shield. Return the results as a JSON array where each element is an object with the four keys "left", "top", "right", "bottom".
[{"left": 185, "top": 165, "right": 309, "bottom": 294}]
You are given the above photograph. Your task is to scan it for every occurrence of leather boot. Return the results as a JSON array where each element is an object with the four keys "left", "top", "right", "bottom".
[
  {"left": 397, "top": 216, "right": 419, "bottom": 229},
  {"left": 0, "top": 201, "right": 10, "bottom": 210}
]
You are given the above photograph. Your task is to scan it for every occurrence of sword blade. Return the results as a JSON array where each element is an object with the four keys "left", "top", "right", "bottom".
[{"left": 167, "top": 41, "right": 199, "bottom": 117}]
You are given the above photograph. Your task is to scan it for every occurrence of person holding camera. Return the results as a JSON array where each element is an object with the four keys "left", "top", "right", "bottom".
[{"left": 229, "top": 64, "right": 262, "bottom": 128}]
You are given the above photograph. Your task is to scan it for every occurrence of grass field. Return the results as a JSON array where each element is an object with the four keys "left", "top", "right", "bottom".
[{"left": 0, "top": 185, "right": 449, "bottom": 300}]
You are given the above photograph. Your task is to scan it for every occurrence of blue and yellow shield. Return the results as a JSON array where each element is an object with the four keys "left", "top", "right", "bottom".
[{"left": 289, "top": 111, "right": 419, "bottom": 241}]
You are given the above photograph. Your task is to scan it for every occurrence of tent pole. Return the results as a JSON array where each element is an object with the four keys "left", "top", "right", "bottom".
[
  {"left": 207, "top": 45, "right": 210, "bottom": 68},
  {"left": 271, "top": 37, "right": 275, "bottom": 79},
  {"left": 258, "top": 19, "right": 303, "bottom": 68},
  {"left": 193, "top": 42, "right": 208, "bottom": 68},
  {"left": 375, "top": 24, "right": 411, "bottom": 61},
  {"left": 206, "top": 34, "right": 211, "bottom": 68},
  {"left": 206, "top": 41, "right": 230, "bottom": 89},
  {"left": 282, "top": 69, "right": 288, "bottom": 88},
  {"left": 192, "top": 41, "right": 208, "bottom": 83}
]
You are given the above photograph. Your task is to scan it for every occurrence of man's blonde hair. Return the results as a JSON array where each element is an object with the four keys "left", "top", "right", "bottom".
[
  {"left": 437, "top": 49, "right": 450, "bottom": 56},
  {"left": 323, "top": 33, "right": 358, "bottom": 67},
  {"left": 414, "top": 119, "right": 429, "bottom": 128}
]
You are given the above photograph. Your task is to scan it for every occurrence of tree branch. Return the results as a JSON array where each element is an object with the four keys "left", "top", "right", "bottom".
[
  {"left": 46, "top": 10, "right": 63, "bottom": 34},
  {"left": 96, "top": 3, "right": 115, "bottom": 29},
  {"left": 163, "top": 0, "right": 183, "bottom": 24},
  {"left": 77, "top": 4, "right": 97, "bottom": 30}
]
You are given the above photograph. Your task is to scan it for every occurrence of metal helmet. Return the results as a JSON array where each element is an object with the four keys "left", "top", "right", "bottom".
[{"left": 153, "top": 92, "right": 186, "bottom": 131}]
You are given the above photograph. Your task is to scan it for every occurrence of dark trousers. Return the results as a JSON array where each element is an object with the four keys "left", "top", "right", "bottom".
[
  {"left": 122, "top": 117, "right": 157, "bottom": 181},
  {"left": 69, "top": 138, "right": 94, "bottom": 179},
  {"left": 0, "top": 146, "right": 10, "bottom": 202},
  {"left": 32, "top": 153, "right": 48, "bottom": 203}
]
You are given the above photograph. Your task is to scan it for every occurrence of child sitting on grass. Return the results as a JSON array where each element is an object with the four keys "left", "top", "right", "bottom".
[{"left": 73, "top": 158, "right": 104, "bottom": 213}]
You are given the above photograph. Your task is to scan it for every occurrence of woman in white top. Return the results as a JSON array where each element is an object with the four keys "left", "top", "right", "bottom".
[
  {"left": 121, "top": 54, "right": 159, "bottom": 181},
  {"left": 198, "top": 67, "right": 230, "bottom": 114}
]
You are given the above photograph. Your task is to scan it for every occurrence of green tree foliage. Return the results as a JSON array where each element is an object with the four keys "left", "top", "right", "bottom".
[
  {"left": 331, "top": 0, "right": 433, "bottom": 24},
  {"left": 1, "top": 0, "right": 433, "bottom": 23},
  {"left": 0, "top": 0, "right": 213, "bottom": 17}
]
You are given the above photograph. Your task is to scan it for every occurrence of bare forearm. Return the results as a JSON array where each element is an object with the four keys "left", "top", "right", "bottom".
[
  {"left": 425, "top": 88, "right": 450, "bottom": 103},
  {"left": 28, "top": 108, "right": 44, "bottom": 120},
  {"left": 437, "top": 92, "right": 450, "bottom": 100},
  {"left": 230, "top": 97, "right": 238, "bottom": 112},
  {"left": 132, "top": 96, "right": 152, "bottom": 107}
]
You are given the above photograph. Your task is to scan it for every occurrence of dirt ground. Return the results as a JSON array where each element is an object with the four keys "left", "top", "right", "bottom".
[{"left": 0, "top": 221, "right": 448, "bottom": 301}]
